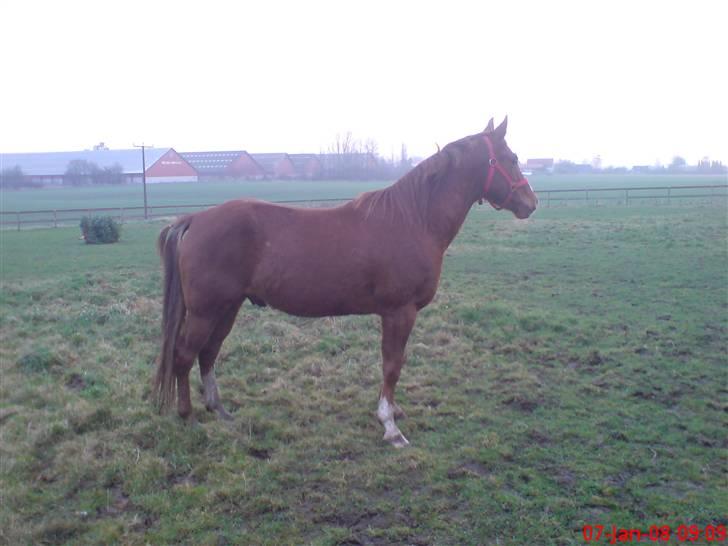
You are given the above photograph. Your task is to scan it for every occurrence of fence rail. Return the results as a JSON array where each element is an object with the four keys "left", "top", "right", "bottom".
[
  {"left": 0, "top": 198, "right": 351, "bottom": 230},
  {"left": 1, "top": 185, "right": 726, "bottom": 230}
]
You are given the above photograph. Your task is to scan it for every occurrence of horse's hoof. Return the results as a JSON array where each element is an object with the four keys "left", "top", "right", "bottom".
[
  {"left": 179, "top": 413, "right": 198, "bottom": 426},
  {"left": 206, "top": 404, "right": 233, "bottom": 421},
  {"left": 384, "top": 431, "right": 410, "bottom": 448},
  {"left": 217, "top": 407, "right": 234, "bottom": 421}
]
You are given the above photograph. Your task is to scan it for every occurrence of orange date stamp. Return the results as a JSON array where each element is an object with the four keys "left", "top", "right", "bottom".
[{"left": 582, "top": 524, "right": 726, "bottom": 543}]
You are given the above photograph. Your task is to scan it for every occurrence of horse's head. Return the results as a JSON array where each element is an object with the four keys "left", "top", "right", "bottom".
[{"left": 477, "top": 117, "right": 538, "bottom": 219}]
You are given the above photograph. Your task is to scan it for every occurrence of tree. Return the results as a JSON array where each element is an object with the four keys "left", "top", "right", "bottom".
[
  {"left": 329, "top": 132, "right": 358, "bottom": 155},
  {"left": 96, "top": 163, "right": 124, "bottom": 185},
  {"left": 669, "top": 156, "right": 686, "bottom": 171},
  {"left": 0, "top": 166, "right": 26, "bottom": 189},
  {"left": 363, "top": 138, "right": 378, "bottom": 157},
  {"left": 64, "top": 160, "right": 101, "bottom": 186}
]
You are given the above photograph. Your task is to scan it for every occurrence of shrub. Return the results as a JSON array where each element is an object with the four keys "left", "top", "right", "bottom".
[{"left": 80, "top": 216, "right": 121, "bottom": 244}]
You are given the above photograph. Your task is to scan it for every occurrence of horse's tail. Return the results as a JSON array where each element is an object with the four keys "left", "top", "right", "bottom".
[{"left": 153, "top": 217, "right": 191, "bottom": 413}]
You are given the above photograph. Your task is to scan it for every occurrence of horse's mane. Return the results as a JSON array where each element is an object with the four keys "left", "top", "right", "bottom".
[{"left": 352, "top": 137, "right": 468, "bottom": 226}]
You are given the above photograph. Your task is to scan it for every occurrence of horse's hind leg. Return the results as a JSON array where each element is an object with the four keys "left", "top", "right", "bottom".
[
  {"left": 175, "top": 313, "right": 217, "bottom": 420},
  {"left": 198, "top": 303, "right": 242, "bottom": 420}
]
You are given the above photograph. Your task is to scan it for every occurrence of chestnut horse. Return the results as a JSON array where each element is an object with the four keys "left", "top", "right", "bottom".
[{"left": 154, "top": 117, "right": 537, "bottom": 447}]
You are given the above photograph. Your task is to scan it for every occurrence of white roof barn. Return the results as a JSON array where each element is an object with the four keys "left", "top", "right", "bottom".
[{"left": 1, "top": 148, "right": 198, "bottom": 184}]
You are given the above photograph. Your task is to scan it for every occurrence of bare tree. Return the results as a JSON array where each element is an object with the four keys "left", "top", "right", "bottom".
[
  {"left": 329, "top": 132, "right": 357, "bottom": 155},
  {"left": 363, "top": 138, "right": 378, "bottom": 157},
  {"left": 65, "top": 160, "right": 100, "bottom": 186}
]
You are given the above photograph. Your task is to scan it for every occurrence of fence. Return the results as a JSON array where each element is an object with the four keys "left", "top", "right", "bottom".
[
  {"left": 1, "top": 185, "right": 726, "bottom": 230},
  {"left": 0, "top": 199, "right": 350, "bottom": 231},
  {"left": 539, "top": 184, "right": 727, "bottom": 208}
]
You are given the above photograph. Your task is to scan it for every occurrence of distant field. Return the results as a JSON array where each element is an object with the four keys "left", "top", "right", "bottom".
[
  {"left": 0, "top": 205, "right": 726, "bottom": 544},
  {"left": 0, "top": 180, "right": 391, "bottom": 213},
  {"left": 1, "top": 174, "right": 725, "bottom": 213}
]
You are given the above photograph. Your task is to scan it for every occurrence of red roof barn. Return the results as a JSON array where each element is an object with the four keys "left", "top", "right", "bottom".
[
  {"left": 250, "top": 153, "right": 297, "bottom": 179},
  {"left": 289, "top": 154, "right": 323, "bottom": 179},
  {"left": 180, "top": 151, "right": 265, "bottom": 179},
  {"left": 145, "top": 149, "right": 198, "bottom": 183}
]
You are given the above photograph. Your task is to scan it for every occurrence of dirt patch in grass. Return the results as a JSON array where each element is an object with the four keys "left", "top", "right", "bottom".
[
  {"left": 447, "top": 461, "right": 492, "bottom": 479},
  {"left": 65, "top": 373, "right": 86, "bottom": 391}
]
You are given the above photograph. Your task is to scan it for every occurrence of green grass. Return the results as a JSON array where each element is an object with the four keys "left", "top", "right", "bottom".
[
  {"left": 2, "top": 174, "right": 725, "bottom": 213},
  {"left": 0, "top": 180, "right": 393, "bottom": 213},
  {"left": 0, "top": 204, "right": 726, "bottom": 545}
]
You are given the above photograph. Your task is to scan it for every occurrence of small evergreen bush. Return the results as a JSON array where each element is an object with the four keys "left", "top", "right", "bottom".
[{"left": 80, "top": 216, "right": 121, "bottom": 244}]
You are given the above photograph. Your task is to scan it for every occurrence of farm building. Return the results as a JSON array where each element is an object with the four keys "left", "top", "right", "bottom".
[
  {"left": 249, "top": 153, "right": 297, "bottom": 179},
  {"left": 180, "top": 151, "right": 265, "bottom": 180},
  {"left": 524, "top": 158, "right": 555, "bottom": 174},
  {"left": 288, "top": 154, "right": 323, "bottom": 179},
  {"left": 0, "top": 148, "right": 197, "bottom": 185}
]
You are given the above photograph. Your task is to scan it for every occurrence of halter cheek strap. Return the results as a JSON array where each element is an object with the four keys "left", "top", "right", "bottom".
[{"left": 482, "top": 135, "right": 530, "bottom": 209}]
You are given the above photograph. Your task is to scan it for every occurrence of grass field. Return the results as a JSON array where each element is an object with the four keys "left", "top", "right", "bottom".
[
  {"left": 0, "top": 180, "right": 392, "bottom": 213},
  {"left": 0, "top": 204, "right": 726, "bottom": 545},
  {"left": 1, "top": 174, "right": 726, "bottom": 213}
]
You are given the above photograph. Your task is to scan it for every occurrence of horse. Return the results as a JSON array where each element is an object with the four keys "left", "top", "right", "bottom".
[{"left": 153, "top": 117, "right": 537, "bottom": 447}]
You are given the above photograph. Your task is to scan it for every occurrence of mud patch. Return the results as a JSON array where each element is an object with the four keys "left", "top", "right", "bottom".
[
  {"left": 502, "top": 394, "right": 539, "bottom": 413},
  {"left": 98, "top": 484, "right": 131, "bottom": 516},
  {"left": 66, "top": 373, "right": 86, "bottom": 391},
  {"left": 248, "top": 446, "right": 271, "bottom": 460},
  {"left": 447, "top": 461, "right": 491, "bottom": 479}
]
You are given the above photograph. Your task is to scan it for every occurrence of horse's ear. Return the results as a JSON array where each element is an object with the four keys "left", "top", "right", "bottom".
[
  {"left": 493, "top": 116, "right": 508, "bottom": 140},
  {"left": 484, "top": 118, "right": 495, "bottom": 133}
]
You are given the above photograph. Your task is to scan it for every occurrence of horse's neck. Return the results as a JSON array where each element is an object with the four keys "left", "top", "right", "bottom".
[{"left": 426, "top": 174, "right": 478, "bottom": 250}]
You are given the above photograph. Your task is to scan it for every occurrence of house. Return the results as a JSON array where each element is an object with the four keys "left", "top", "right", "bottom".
[
  {"left": 0, "top": 147, "right": 197, "bottom": 185},
  {"left": 249, "top": 153, "right": 297, "bottom": 179},
  {"left": 288, "top": 154, "right": 323, "bottom": 179},
  {"left": 524, "top": 158, "right": 555, "bottom": 174},
  {"left": 180, "top": 151, "right": 265, "bottom": 180}
]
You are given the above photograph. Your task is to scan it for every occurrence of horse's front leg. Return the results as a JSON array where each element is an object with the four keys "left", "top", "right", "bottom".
[{"left": 377, "top": 305, "right": 417, "bottom": 448}]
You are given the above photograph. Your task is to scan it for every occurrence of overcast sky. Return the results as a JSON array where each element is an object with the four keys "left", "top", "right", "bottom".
[{"left": 1, "top": 0, "right": 725, "bottom": 167}]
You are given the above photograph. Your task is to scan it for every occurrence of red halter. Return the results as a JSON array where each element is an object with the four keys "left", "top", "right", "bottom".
[{"left": 482, "top": 135, "right": 531, "bottom": 209}]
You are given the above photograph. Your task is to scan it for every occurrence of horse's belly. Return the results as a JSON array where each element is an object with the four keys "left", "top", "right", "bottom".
[
  {"left": 248, "top": 231, "right": 438, "bottom": 317},
  {"left": 249, "top": 257, "right": 376, "bottom": 317},
  {"left": 259, "top": 282, "right": 377, "bottom": 317}
]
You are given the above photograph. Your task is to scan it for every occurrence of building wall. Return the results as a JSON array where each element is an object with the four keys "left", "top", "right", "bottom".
[
  {"left": 146, "top": 149, "right": 198, "bottom": 181},
  {"left": 228, "top": 153, "right": 265, "bottom": 178},
  {"left": 300, "top": 158, "right": 322, "bottom": 179},
  {"left": 273, "top": 157, "right": 297, "bottom": 178}
]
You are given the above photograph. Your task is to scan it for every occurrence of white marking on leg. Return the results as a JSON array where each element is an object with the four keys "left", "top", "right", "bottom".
[{"left": 377, "top": 397, "right": 409, "bottom": 447}]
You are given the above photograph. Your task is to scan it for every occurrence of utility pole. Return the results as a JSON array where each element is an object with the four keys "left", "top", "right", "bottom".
[{"left": 133, "top": 143, "right": 152, "bottom": 219}]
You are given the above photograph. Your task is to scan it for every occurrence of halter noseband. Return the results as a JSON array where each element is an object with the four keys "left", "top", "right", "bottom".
[{"left": 481, "top": 135, "right": 531, "bottom": 210}]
